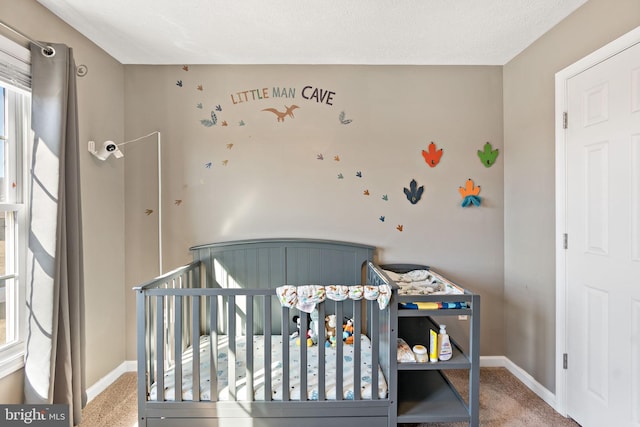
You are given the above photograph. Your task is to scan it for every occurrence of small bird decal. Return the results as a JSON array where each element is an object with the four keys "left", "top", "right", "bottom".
[
  {"left": 422, "top": 142, "right": 443, "bottom": 167},
  {"left": 176, "top": 80, "right": 183, "bottom": 87},
  {"left": 356, "top": 171, "right": 362, "bottom": 178},
  {"left": 205, "top": 162, "right": 212, "bottom": 168},
  {"left": 196, "top": 103, "right": 203, "bottom": 109},
  {"left": 197, "top": 84, "right": 203, "bottom": 91},
  {"left": 382, "top": 194, "right": 388, "bottom": 201},
  {"left": 337, "top": 173, "right": 344, "bottom": 179},
  {"left": 215, "top": 105, "right": 222, "bottom": 111},
  {"left": 477, "top": 142, "right": 499, "bottom": 167},
  {"left": 239, "top": 120, "right": 246, "bottom": 126},
  {"left": 262, "top": 105, "right": 299, "bottom": 122},
  {"left": 174, "top": 200, "right": 182, "bottom": 206},
  {"left": 222, "top": 121, "right": 228, "bottom": 126},
  {"left": 222, "top": 160, "right": 229, "bottom": 166},
  {"left": 145, "top": 209, "right": 153, "bottom": 216},
  {"left": 396, "top": 225, "right": 404, "bottom": 232},
  {"left": 182, "top": 65, "right": 189, "bottom": 71},
  {"left": 317, "top": 154, "right": 324, "bottom": 160},
  {"left": 226, "top": 143, "right": 234, "bottom": 149},
  {"left": 379, "top": 216, "right": 385, "bottom": 222},
  {"left": 334, "top": 155, "right": 340, "bottom": 161},
  {"left": 363, "top": 190, "right": 370, "bottom": 196}
]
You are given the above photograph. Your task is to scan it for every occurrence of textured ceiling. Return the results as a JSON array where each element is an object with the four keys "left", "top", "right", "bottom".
[{"left": 36, "top": 0, "right": 588, "bottom": 65}]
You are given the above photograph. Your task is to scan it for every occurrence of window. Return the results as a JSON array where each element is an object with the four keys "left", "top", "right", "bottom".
[{"left": 0, "top": 35, "right": 30, "bottom": 378}]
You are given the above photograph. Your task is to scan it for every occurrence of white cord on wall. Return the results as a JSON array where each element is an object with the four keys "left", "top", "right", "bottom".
[{"left": 113, "top": 131, "right": 163, "bottom": 275}]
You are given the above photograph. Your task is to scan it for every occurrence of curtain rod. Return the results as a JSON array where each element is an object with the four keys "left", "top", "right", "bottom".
[{"left": 0, "top": 19, "right": 55, "bottom": 57}]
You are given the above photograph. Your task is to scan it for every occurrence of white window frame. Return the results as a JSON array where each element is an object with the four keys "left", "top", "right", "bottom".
[{"left": 0, "top": 34, "right": 30, "bottom": 379}]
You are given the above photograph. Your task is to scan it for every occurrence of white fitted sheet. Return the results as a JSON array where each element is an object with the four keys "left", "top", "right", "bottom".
[{"left": 150, "top": 334, "right": 388, "bottom": 401}]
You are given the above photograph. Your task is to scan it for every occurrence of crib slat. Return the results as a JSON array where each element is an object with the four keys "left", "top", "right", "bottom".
[
  {"left": 299, "top": 311, "right": 308, "bottom": 400},
  {"left": 353, "top": 300, "right": 362, "bottom": 400},
  {"left": 317, "top": 303, "right": 326, "bottom": 401},
  {"left": 209, "top": 295, "right": 218, "bottom": 401},
  {"left": 174, "top": 295, "right": 183, "bottom": 402},
  {"left": 281, "top": 306, "right": 289, "bottom": 401},
  {"left": 246, "top": 295, "right": 254, "bottom": 401},
  {"left": 192, "top": 295, "right": 201, "bottom": 401},
  {"left": 370, "top": 299, "right": 380, "bottom": 399},
  {"left": 335, "top": 301, "right": 343, "bottom": 400},
  {"left": 263, "top": 295, "right": 272, "bottom": 401},
  {"left": 228, "top": 295, "right": 237, "bottom": 400},
  {"left": 156, "top": 296, "right": 165, "bottom": 401}
]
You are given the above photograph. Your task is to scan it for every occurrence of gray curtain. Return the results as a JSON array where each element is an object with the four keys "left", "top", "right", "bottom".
[{"left": 24, "top": 43, "right": 86, "bottom": 427}]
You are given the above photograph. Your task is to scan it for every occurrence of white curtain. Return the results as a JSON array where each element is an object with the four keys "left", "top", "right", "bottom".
[{"left": 23, "top": 42, "right": 86, "bottom": 427}]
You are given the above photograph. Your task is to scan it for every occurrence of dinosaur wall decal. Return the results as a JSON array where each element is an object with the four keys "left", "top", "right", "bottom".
[{"left": 262, "top": 105, "right": 300, "bottom": 122}]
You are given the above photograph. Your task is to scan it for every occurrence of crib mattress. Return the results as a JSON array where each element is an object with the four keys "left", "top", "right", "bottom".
[{"left": 150, "top": 334, "right": 388, "bottom": 401}]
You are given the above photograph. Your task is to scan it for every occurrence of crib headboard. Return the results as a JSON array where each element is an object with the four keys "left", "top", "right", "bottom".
[{"left": 190, "top": 238, "right": 375, "bottom": 289}]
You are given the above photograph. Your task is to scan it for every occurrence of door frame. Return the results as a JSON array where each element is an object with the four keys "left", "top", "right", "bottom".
[{"left": 554, "top": 25, "right": 640, "bottom": 417}]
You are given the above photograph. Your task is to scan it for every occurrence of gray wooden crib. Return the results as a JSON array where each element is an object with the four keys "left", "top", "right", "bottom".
[{"left": 134, "top": 239, "right": 396, "bottom": 427}]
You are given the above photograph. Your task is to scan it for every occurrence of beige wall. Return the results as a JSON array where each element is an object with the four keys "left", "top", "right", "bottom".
[
  {"left": 503, "top": 0, "right": 640, "bottom": 392},
  {"left": 123, "top": 64, "right": 505, "bottom": 359},
  {"left": 0, "top": 0, "right": 125, "bottom": 402}
]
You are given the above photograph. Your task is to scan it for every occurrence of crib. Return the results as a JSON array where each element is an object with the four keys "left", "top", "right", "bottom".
[{"left": 134, "top": 239, "right": 397, "bottom": 427}]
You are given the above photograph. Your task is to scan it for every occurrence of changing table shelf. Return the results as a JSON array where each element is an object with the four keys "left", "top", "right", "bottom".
[{"left": 376, "top": 263, "right": 480, "bottom": 427}]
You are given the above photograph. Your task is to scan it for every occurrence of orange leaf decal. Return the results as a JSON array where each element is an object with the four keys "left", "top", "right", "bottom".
[{"left": 421, "top": 142, "right": 443, "bottom": 168}]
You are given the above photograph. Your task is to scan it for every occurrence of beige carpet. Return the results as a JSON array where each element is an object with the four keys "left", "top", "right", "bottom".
[{"left": 80, "top": 368, "right": 580, "bottom": 427}]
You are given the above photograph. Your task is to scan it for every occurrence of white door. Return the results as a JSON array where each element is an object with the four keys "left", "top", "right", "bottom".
[{"left": 565, "top": 40, "right": 640, "bottom": 426}]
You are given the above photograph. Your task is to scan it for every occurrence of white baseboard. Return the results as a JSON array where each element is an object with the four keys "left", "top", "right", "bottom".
[
  {"left": 86, "top": 360, "right": 136, "bottom": 403},
  {"left": 480, "top": 355, "right": 557, "bottom": 411}
]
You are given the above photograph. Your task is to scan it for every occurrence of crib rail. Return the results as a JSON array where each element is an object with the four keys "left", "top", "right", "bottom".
[{"left": 135, "top": 262, "right": 392, "bottom": 406}]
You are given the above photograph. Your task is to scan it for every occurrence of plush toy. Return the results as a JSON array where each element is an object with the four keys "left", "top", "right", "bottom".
[
  {"left": 325, "top": 314, "right": 337, "bottom": 347},
  {"left": 342, "top": 317, "right": 354, "bottom": 344},
  {"left": 292, "top": 310, "right": 319, "bottom": 347}
]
